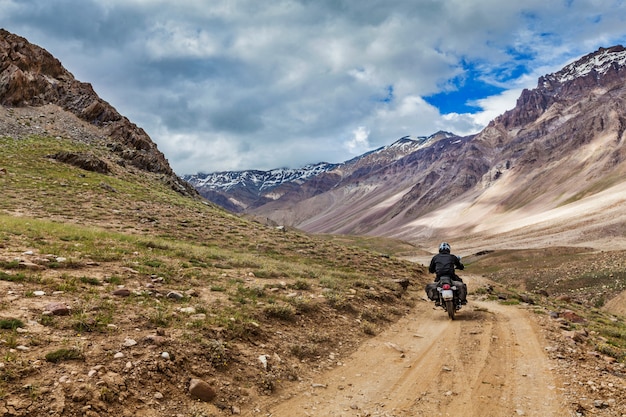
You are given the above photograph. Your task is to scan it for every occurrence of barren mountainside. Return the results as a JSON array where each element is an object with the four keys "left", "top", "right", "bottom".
[{"left": 189, "top": 46, "right": 626, "bottom": 251}]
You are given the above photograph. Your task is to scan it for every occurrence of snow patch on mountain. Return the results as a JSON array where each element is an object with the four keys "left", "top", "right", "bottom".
[
  {"left": 184, "top": 131, "right": 460, "bottom": 196},
  {"left": 183, "top": 162, "right": 338, "bottom": 192},
  {"left": 544, "top": 46, "right": 626, "bottom": 85}
]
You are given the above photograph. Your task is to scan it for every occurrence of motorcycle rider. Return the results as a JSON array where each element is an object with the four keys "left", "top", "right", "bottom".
[{"left": 426, "top": 242, "right": 467, "bottom": 306}]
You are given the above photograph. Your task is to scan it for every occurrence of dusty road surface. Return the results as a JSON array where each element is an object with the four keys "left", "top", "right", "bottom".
[{"left": 259, "top": 275, "right": 570, "bottom": 417}]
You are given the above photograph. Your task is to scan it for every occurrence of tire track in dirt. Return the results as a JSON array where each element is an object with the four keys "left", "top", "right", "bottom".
[{"left": 260, "top": 276, "right": 570, "bottom": 417}]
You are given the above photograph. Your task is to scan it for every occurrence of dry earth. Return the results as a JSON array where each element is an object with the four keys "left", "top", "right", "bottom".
[
  {"left": 3, "top": 256, "right": 625, "bottom": 417},
  {"left": 257, "top": 274, "right": 625, "bottom": 417}
]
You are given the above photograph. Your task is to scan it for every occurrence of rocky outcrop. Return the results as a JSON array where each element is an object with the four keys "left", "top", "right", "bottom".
[
  {"left": 495, "top": 45, "right": 626, "bottom": 129},
  {"left": 48, "top": 151, "right": 111, "bottom": 174},
  {"left": 0, "top": 29, "right": 197, "bottom": 197}
]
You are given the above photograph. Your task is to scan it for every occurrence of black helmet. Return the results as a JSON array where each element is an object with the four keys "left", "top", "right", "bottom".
[{"left": 438, "top": 242, "right": 451, "bottom": 253}]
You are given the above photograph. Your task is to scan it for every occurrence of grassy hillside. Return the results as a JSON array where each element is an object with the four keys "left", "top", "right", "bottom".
[{"left": 0, "top": 136, "right": 426, "bottom": 416}]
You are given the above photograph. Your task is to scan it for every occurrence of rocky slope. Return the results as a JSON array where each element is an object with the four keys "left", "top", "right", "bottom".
[
  {"left": 193, "top": 46, "right": 626, "bottom": 252},
  {"left": 0, "top": 29, "right": 196, "bottom": 197}
]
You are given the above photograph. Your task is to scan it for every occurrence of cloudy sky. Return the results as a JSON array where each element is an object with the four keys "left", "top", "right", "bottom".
[{"left": 3, "top": 0, "right": 626, "bottom": 174}]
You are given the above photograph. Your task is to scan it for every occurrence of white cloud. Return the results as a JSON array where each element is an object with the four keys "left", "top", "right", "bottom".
[
  {"left": 344, "top": 126, "right": 371, "bottom": 155},
  {"left": 145, "top": 23, "right": 221, "bottom": 59},
  {"left": 3, "top": 0, "right": 626, "bottom": 174},
  {"left": 470, "top": 88, "right": 524, "bottom": 127}
]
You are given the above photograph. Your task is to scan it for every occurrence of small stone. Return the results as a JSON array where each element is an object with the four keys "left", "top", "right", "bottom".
[
  {"left": 144, "top": 335, "right": 167, "bottom": 346},
  {"left": 45, "top": 302, "right": 71, "bottom": 316},
  {"left": 258, "top": 355, "right": 269, "bottom": 370},
  {"left": 189, "top": 378, "right": 216, "bottom": 402},
  {"left": 33, "top": 290, "right": 46, "bottom": 296},
  {"left": 112, "top": 288, "right": 131, "bottom": 297},
  {"left": 114, "top": 352, "right": 124, "bottom": 359},
  {"left": 185, "top": 289, "right": 199, "bottom": 297},
  {"left": 167, "top": 291, "right": 184, "bottom": 300},
  {"left": 154, "top": 392, "right": 164, "bottom": 400},
  {"left": 231, "top": 406, "right": 241, "bottom": 414},
  {"left": 593, "top": 400, "right": 609, "bottom": 409},
  {"left": 123, "top": 338, "right": 137, "bottom": 347},
  {"left": 519, "top": 294, "right": 534, "bottom": 304},
  {"left": 161, "top": 352, "right": 170, "bottom": 360},
  {"left": 561, "top": 310, "right": 586, "bottom": 323},
  {"left": 20, "top": 261, "right": 44, "bottom": 270}
]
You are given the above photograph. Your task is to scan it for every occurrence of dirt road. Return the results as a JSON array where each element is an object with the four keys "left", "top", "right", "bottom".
[{"left": 259, "top": 275, "right": 570, "bottom": 416}]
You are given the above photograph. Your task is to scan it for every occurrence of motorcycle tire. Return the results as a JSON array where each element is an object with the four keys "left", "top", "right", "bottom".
[{"left": 445, "top": 300, "right": 455, "bottom": 320}]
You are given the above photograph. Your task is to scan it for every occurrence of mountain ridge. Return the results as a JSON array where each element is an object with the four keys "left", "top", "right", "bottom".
[
  {"left": 187, "top": 45, "right": 626, "bottom": 252},
  {"left": 183, "top": 130, "right": 459, "bottom": 212}
]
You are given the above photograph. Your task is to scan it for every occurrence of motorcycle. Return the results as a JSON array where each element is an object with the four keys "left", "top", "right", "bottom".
[{"left": 436, "top": 275, "right": 461, "bottom": 320}]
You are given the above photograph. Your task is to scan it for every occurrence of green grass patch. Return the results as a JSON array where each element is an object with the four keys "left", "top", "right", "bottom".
[
  {"left": 45, "top": 348, "right": 84, "bottom": 363},
  {"left": 0, "top": 271, "right": 25, "bottom": 282},
  {"left": 0, "top": 318, "right": 25, "bottom": 330}
]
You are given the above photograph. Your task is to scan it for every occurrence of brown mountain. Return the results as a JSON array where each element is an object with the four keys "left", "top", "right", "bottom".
[
  {"left": 0, "top": 29, "right": 196, "bottom": 197},
  {"left": 241, "top": 46, "right": 626, "bottom": 251}
]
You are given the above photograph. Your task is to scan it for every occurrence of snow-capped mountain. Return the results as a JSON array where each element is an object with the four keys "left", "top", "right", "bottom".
[
  {"left": 184, "top": 131, "right": 456, "bottom": 212},
  {"left": 184, "top": 162, "right": 338, "bottom": 193},
  {"left": 544, "top": 45, "right": 626, "bottom": 84},
  {"left": 186, "top": 45, "right": 626, "bottom": 250}
]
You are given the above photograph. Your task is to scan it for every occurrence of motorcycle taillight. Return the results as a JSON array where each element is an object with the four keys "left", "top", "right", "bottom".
[{"left": 442, "top": 284, "right": 451, "bottom": 290}]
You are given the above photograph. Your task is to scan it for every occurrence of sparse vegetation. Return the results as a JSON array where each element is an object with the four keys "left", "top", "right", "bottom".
[
  {"left": 468, "top": 248, "right": 626, "bottom": 362},
  {"left": 2, "top": 129, "right": 624, "bottom": 416},
  {"left": 263, "top": 303, "right": 297, "bottom": 321},
  {"left": 44, "top": 348, "right": 84, "bottom": 363},
  {"left": 0, "top": 318, "right": 24, "bottom": 329}
]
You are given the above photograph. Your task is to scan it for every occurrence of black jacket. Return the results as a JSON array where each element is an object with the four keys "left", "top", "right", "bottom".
[{"left": 429, "top": 252, "right": 464, "bottom": 280}]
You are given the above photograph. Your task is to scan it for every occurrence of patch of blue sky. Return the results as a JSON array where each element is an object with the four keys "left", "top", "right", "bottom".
[
  {"left": 425, "top": 79, "right": 504, "bottom": 114},
  {"left": 425, "top": 61, "right": 507, "bottom": 114},
  {"left": 425, "top": 46, "right": 536, "bottom": 115}
]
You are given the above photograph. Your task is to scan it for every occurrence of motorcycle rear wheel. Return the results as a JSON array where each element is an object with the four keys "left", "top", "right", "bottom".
[{"left": 445, "top": 300, "right": 455, "bottom": 320}]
